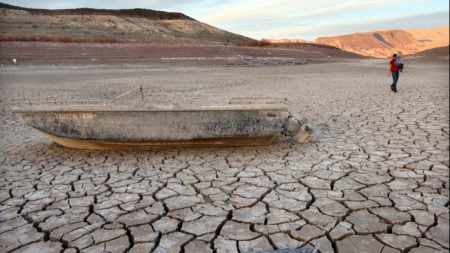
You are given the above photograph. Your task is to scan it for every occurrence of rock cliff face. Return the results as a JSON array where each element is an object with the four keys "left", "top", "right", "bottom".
[
  {"left": 0, "top": 3, "right": 254, "bottom": 44},
  {"left": 315, "top": 26, "right": 449, "bottom": 58}
]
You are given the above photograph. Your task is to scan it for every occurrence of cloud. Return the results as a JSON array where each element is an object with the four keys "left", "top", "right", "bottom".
[
  {"left": 201, "top": 1, "right": 393, "bottom": 24},
  {"left": 197, "top": 0, "right": 448, "bottom": 40},
  {"left": 246, "top": 11, "right": 449, "bottom": 40}
]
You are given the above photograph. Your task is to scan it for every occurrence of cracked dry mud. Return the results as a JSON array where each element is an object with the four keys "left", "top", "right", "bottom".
[{"left": 0, "top": 59, "right": 448, "bottom": 253}]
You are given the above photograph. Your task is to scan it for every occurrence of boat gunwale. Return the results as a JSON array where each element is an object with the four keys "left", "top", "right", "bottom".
[{"left": 13, "top": 100, "right": 290, "bottom": 113}]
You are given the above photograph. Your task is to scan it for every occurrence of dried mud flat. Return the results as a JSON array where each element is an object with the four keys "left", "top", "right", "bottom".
[{"left": 0, "top": 53, "right": 449, "bottom": 253}]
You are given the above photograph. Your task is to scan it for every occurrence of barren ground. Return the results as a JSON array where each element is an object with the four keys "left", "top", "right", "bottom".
[
  {"left": 0, "top": 42, "right": 366, "bottom": 67},
  {"left": 0, "top": 43, "right": 448, "bottom": 253}
]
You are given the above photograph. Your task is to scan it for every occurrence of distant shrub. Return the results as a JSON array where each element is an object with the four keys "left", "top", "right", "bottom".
[
  {"left": 59, "top": 36, "right": 73, "bottom": 43},
  {"left": 241, "top": 39, "right": 272, "bottom": 47},
  {"left": 0, "top": 34, "right": 226, "bottom": 45},
  {"left": 0, "top": 34, "right": 125, "bottom": 43}
]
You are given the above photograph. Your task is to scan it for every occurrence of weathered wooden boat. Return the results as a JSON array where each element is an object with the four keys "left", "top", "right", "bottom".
[{"left": 14, "top": 98, "right": 312, "bottom": 150}]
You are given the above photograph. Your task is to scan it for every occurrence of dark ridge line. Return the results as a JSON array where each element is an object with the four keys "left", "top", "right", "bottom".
[{"left": 0, "top": 2, "right": 194, "bottom": 20}]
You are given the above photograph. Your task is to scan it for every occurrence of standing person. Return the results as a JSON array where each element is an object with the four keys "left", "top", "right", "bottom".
[{"left": 389, "top": 53, "right": 400, "bottom": 92}]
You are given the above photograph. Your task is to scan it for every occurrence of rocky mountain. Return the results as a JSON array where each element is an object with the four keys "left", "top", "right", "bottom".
[
  {"left": 0, "top": 3, "right": 254, "bottom": 44},
  {"left": 315, "top": 26, "right": 449, "bottom": 58}
]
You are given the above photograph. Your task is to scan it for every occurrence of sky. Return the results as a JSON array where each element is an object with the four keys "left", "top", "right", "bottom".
[{"left": 2, "top": 0, "right": 449, "bottom": 40}]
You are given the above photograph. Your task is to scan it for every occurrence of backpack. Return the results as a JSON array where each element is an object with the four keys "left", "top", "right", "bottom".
[{"left": 395, "top": 57, "right": 404, "bottom": 71}]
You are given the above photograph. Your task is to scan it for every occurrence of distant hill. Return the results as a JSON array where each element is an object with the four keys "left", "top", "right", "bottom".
[
  {"left": 315, "top": 26, "right": 449, "bottom": 58},
  {"left": 407, "top": 46, "right": 449, "bottom": 63},
  {"left": 0, "top": 3, "right": 254, "bottom": 44},
  {"left": 407, "top": 26, "right": 449, "bottom": 47}
]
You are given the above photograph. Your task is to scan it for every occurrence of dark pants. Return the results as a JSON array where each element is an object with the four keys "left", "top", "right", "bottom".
[{"left": 391, "top": 71, "right": 399, "bottom": 92}]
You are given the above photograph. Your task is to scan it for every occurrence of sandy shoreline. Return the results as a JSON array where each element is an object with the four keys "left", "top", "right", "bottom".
[{"left": 0, "top": 59, "right": 449, "bottom": 252}]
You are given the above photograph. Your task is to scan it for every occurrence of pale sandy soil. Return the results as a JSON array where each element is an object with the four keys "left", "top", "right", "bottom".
[{"left": 0, "top": 59, "right": 448, "bottom": 252}]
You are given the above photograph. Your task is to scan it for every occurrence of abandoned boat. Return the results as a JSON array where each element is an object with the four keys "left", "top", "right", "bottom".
[{"left": 14, "top": 98, "right": 311, "bottom": 149}]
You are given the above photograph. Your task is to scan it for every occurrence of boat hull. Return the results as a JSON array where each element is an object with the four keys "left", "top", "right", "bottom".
[
  {"left": 36, "top": 129, "right": 279, "bottom": 149},
  {"left": 15, "top": 100, "right": 289, "bottom": 149}
]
